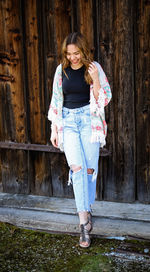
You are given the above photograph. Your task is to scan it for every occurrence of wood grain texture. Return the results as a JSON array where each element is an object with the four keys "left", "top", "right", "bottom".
[
  {"left": 0, "top": 0, "right": 29, "bottom": 195},
  {"left": 1, "top": 150, "right": 29, "bottom": 194},
  {"left": 54, "top": 0, "right": 71, "bottom": 62},
  {"left": 23, "top": 0, "right": 46, "bottom": 144},
  {"left": 77, "top": 0, "right": 94, "bottom": 49},
  {"left": 135, "top": 0, "right": 150, "bottom": 202},
  {"left": 103, "top": 0, "right": 135, "bottom": 202},
  {"left": 28, "top": 151, "right": 53, "bottom": 196},
  {"left": 0, "top": 194, "right": 150, "bottom": 239},
  {"left": 0, "top": 0, "right": 27, "bottom": 142}
]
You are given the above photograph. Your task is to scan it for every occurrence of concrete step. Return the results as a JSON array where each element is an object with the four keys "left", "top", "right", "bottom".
[{"left": 0, "top": 193, "right": 150, "bottom": 239}]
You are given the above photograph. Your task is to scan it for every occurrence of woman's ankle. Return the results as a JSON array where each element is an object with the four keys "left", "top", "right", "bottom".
[{"left": 78, "top": 211, "right": 88, "bottom": 225}]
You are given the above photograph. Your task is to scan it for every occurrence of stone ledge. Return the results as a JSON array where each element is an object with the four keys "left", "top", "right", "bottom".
[{"left": 0, "top": 193, "right": 150, "bottom": 239}]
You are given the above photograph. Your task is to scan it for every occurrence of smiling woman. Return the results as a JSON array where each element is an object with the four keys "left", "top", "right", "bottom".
[{"left": 48, "top": 32, "right": 112, "bottom": 248}]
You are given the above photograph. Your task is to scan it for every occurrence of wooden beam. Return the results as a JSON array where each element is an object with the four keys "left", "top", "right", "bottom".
[
  {"left": 0, "top": 141, "right": 111, "bottom": 156},
  {"left": 0, "top": 193, "right": 150, "bottom": 239}
]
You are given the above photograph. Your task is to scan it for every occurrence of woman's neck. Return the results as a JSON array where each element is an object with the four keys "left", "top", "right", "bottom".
[{"left": 70, "top": 63, "right": 83, "bottom": 70}]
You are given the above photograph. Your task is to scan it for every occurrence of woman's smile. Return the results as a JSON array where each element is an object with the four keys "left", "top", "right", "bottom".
[{"left": 66, "top": 44, "right": 83, "bottom": 69}]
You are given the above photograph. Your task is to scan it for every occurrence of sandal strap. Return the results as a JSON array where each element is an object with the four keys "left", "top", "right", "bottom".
[{"left": 80, "top": 220, "right": 91, "bottom": 244}]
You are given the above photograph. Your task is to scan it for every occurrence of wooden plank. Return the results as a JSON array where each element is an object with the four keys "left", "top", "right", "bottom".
[
  {"left": 23, "top": 0, "right": 46, "bottom": 144},
  {"left": 0, "top": 0, "right": 29, "bottom": 194},
  {"left": 45, "top": 0, "right": 59, "bottom": 145},
  {"left": 0, "top": 141, "right": 111, "bottom": 156},
  {"left": 29, "top": 152, "right": 53, "bottom": 196},
  {"left": 0, "top": 0, "right": 27, "bottom": 142},
  {"left": 70, "top": 0, "right": 78, "bottom": 32},
  {"left": 54, "top": 0, "right": 71, "bottom": 63},
  {"left": 0, "top": 141, "right": 61, "bottom": 153},
  {"left": 22, "top": 0, "right": 53, "bottom": 196},
  {"left": 93, "top": 0, "right": 114, "bottom": 201},
  {"left": 135, "top": 0, "right": 150, "bottom": 202},
  {"left": 1, "top": 150, "right": 29, "bottom": 194},
  {"left": 77, "top": 0, "right": 94, "bottom": 49},
  {"left": 0, "top": 194, "right": 150, "bottom": 239},
  {"left": 101, "top": 0, "right": 135, "bottom": 202},
  {"left": 1, "top": 206, "right": 150, "bottom": 239},
  {"left": 1, "top": 193, "right": 150, "bottom": 222}
]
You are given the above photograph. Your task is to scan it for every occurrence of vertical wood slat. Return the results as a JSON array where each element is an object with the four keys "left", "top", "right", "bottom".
[
  {"left": 45, "top": 0, "right": 57, "bottom": 146},
  {"left": 23, "top": 0, "right": 54, "bottom": 196},
  {"left": 94, "top": 0, "right": 114, "bottom": 201},
  {"left": 1, "top": 150, "right": 29, "bottom": 194},
  {"left": 77, "top": 0, "right": 94, "bottom": 49},
  {"left": 28, "top": 151, "right": 53, "bottom": 196},
  {"left": 24, "top": 0, "right": 46, "bottom": 144},
  {"left": 54, "top": 0, "right": 71, "bottom": 63},
  {"left": 0, "top": 0, "right": 27, "bottom": 142},
  {"left": 135, "top": 0, "right": 150, "bottom": 202},
  {"left": 103, "top": 0, "right": 135, "bottom": 202},
  {"left": 0, "top": 1, "right": 7, "bottom": 141},
  {"left": 0, "top": 0, "right": 29, "bottom": 194}
]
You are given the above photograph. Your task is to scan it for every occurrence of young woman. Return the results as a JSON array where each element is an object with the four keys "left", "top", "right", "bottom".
[{"left": 48, "top": 32, "right": 112, "bottom": 248}]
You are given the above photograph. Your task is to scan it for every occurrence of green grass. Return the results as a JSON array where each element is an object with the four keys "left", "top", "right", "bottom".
[{"left": 0, "top": 222, "right": 150, "bottom": 272}]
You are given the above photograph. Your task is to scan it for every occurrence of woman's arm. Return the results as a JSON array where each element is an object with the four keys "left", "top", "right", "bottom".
[{"left": 50, "top": 124, "right": 58, "bottom": 148}]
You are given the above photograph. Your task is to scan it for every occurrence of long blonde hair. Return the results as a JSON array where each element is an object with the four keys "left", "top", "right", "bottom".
[{"left": 61, "top": 32, "right": 93, "bottom": 84}]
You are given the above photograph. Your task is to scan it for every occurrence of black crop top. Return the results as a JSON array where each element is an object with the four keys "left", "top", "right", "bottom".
[{"left": 62, "top": 65, "right": 90, "bottom": 109}]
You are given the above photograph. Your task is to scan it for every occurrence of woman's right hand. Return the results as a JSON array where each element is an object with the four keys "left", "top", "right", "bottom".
[{"left": 50, "top": 126, "right": 58, "bottom": 148}]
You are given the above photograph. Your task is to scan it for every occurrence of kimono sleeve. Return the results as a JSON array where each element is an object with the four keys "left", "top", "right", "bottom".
[
  {"left": 96, "top": 61, "right": 112, "bottom": 107},
  {"left": 47, "top": 64, "right": 62, "bottom": 126},
  {"left": 90, "top": 62, "right": 112, "bottom": 116}
]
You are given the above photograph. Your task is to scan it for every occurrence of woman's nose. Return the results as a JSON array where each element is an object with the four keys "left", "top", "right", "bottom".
[{"left": 70, "top": 55, "right": 75, "bottom": 60}]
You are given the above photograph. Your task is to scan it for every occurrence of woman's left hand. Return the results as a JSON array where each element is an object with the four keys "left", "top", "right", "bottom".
[{"left": 88, "top": 62, "right": 99, "bottom": 83}]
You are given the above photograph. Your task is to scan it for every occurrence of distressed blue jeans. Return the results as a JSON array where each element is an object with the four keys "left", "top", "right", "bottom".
[{"left": 62, "top": 104, "right": 100, "bottom": 213}]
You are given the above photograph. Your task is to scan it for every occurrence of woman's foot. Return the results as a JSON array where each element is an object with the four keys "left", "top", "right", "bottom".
[{"left": 79, "top": 220, "right": 91, "bottom": 248}]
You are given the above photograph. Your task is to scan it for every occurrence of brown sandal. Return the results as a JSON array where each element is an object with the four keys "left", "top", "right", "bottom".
[{"left": 79, "top": 221, "right": 91, "bottom": 248}]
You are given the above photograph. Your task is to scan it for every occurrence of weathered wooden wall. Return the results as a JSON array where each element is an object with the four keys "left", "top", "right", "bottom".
[{"left": 0, "top": 0, "right": 149, "bottom": 203}]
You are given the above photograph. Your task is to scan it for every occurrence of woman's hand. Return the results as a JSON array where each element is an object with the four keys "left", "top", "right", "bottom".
[
  {"left": 88, "top": 62, "right": 101, "bottom": 101},
  {"left": 88, "top": 62, "right": 99, "bottom": 83},
  {"left": 50, "top": 125, "right": 58, "bottom": 148}
]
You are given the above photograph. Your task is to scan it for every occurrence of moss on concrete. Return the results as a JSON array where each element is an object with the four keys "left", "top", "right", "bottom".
[{"left": 0, "top": 222, "right": 150, "bottom": 272}]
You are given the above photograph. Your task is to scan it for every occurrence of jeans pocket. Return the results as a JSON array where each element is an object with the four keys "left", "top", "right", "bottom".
[
  {"left": 83, "top": 108, "right": 90, "bottom": 117},
  {"left": 62, "top": 110, "right": 69, "bottom": 119}
]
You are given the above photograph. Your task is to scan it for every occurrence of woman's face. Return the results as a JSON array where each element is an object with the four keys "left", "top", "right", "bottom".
[{"left": 66, "top": 44, "right": 82, "bottom": 69}]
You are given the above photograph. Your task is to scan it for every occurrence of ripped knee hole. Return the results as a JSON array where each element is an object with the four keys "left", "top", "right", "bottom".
[
  {"left": 87, "top": 168, "right": 94, "bottom": 174},
  {"left": 70, "top": 165, "right": 82, "bottom": 173}
]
